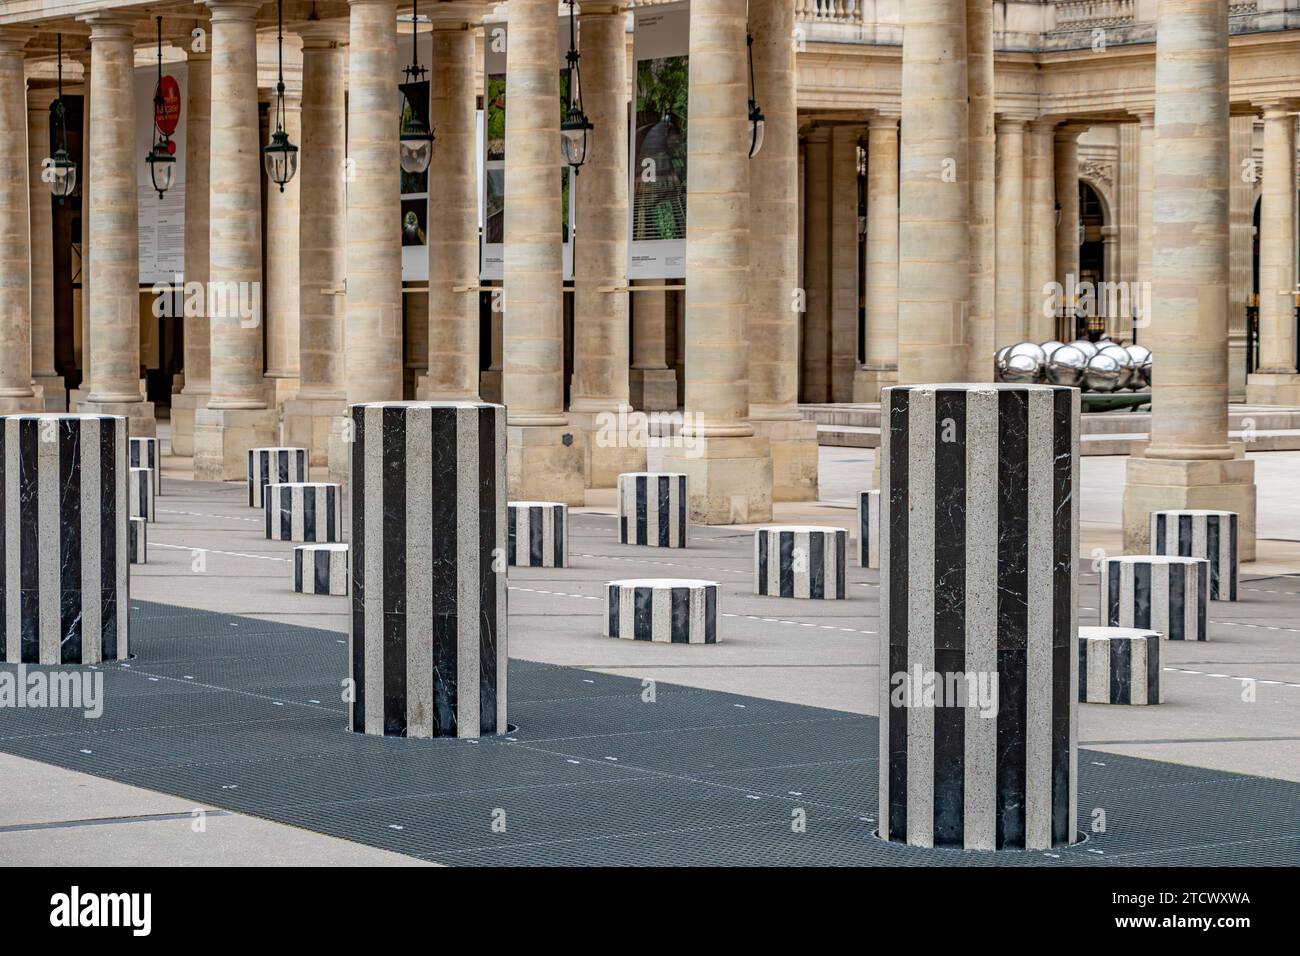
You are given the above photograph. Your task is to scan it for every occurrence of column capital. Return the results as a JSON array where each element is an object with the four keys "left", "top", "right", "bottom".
[
  {"left": 425, "top": 1, "right": 486, "bottom": 25},
  {"left": 1257, "top": 102, "right": 1296, "bottom": 119},
  {"left": 203, "top": 0, "right": 262, "bottom": 23},
  {"left": 0, "top": 29, "right": 31, "bottom": 54},
  {"left": 1054, "top": 122, "right": 1090, "bottom": 142},
  {"left": 294, "top": 20, "right": 349, "bottom": 46},
  {"left": 78, "top": 13, "right": 138, "bottom": 40},
  {"left": 26, "top": 85, "right": 59, "bottom": 111},
  {"left": 995, "top": 117, "right": 1027, "bottom": 135},
  {"left": 868, "top": 111, "right": 900, "bottom": 130},
  {"left": 580, "top": 3, "right": 627, "bottom": 15}
]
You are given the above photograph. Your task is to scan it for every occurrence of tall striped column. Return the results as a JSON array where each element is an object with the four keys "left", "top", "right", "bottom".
[
  {"left": 880, "top": 383, "right": 1080, "bottom": 851},
  {"left": 350, "top": 401, "right": 507, "bottom": 738},
  {"left": 1, "top": 414, "right": 129, "bottom": 664},
  {"left": 1150, "top": 509, "right": 1238, "bottom": 601}
]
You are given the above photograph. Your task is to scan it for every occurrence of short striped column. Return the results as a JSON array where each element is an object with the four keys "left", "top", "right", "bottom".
[
  {"left": 1078, "top": 627, "right": 1161, "bottom": 705},
  {"left": 617, "top": 472, "right": 688, "bottom": 548},
  {"left": 858, "top": 489, "right": 880, "bottom": 568},
  {"left": 1100, "top": 555, "right": 1208, "bottom": 642},
  {"left": 754, "top": 526, "right": 847, "bottom": 599},
  {"left": 507, "top": 501, "right": 567, "bottom": 567},
  {"left": 247, "top": 446, "right": 308, "bottom": 507},
  {"left": 263, "top": 483, "right": 343, "bottom": 542},
  {"left": 880, "top": 383, "right": 1080, "bottom": 851},
  {"left": 128, "top": 437, "right": 161, "bottom": 495},
  {"left": 294, "top": 543, "right": 348, "bottom": 595},
  {"left": 350, "top": 401, "right": 507, "bottom": 738},
  {"left": 1, "top": 414, "right": 129, "bottom": 664},
  {"left": 129, "top": 467, "right": 155, "bottom": 521},
  {"left": 605, "top": 578, "right": 718, "bottom": 643},
  {"left": 129, "top": 517, "right": 147, "bottom": 564},
  {"left": 1150, "top": 509, "right": 1239, "bottom": 601}
]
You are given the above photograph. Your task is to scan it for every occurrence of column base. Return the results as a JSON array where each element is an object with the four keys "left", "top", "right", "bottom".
[
  {"left": 629, "top": 367, "right": 678, "bottom": 412},
  {"left": 194, "top": 406, "right": 278, "bottom": 481},
  {"left": 1245, "top": 371, "right": 1300, "bottom": 406},
  {"left": 507, "top": 422, "right": 587, "bottom": 505},
  {"left": 264, "top": 376, "right": 300, "bottom": 409},
  {"left": 568, "top": 409, "right": 649, "bottom": 490},
  {"left": 0, "top": 393, "right": 44, "bottom": 414},
  {"left": 170, "top": 389, "right": 209, "bottom": 457},
  {"left": 853, "top": 365, "right": 898, "bottom": 404},
  {"left": 480, "top": 370, "right": 503, "bottom": 404},
  {"left": 68, "top": 386, "right": 89, "bottom": 412},
  {"left": 33, "top": 375, "right": 67, "bottom": 412},
  {"left": 1228, "top": 332, "right": 1248, "bottom": 401},
  {"left": 1122, "top": 448, "right": 1257, "bottom": 560},
  {"left": 750, "top": 417, "right": 819, "bottom": 502},
  {"left": 283, "top": 396, "right": 347, "bottom": 467},
  {"left": 76, "top": 400, "right": 156, "bottom": 437},
  {"left": 662, "top": 434, "right": 773, "bottom": 525}
]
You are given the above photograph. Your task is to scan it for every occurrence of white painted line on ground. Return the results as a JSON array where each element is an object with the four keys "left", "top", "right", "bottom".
[
  {"left": 1164, "top": 666, "right": 1300, "bottom": 689},
  {"left": 151, "top": 542, "right": 292, "bottom": 563},
  {"left": 158, "top": 508, "right": 263, "bottom": 524}
]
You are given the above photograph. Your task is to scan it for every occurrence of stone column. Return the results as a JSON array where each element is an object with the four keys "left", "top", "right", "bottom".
[
  {"left": 1123, "top": 0, "right": 1256, "bottom": 560},
  {"left": 27, "top": 87, "right": 65, "bottom": 411},
  {"left": 994, "top": 118, "right": 1027, "bottom": 346},
  {"left": 1227, "top": 114, "right": 1255, "bottom": 398},
  {"left": 965, "top": 0, "right": 995, "bottom": 379},
  {"left": 283, "top": 24, "right": 348, "bottom": 466},
  {"left": 171, "top": 39, "right": 211, "bottom": 457},
  {"left": 1025, "top": 119, "right": 1056, "bottom": 342},
  {"left": 749, "top": 0, "right": 816, "bottom": 501},
  {"left": 1054, "top": 124, "right": 1085, "bottom": 302},
  {"left": 194, "top": 0, "right": 273, "bottom": 477},
  {"left": 661, "top": 0, "right": 772, "bottom": 524},
  {"left": 0, "top": 34, "right": 39, "bottom": 415},
  {"left": 569, "top": 3, "right": 642, "bottom": 488},
  {"left": 897, "top": 0, "right": 968, "bottom": 384},
  {"left": 1115, "top": 120, "right": 1140, "bottom": 340},
  {"left": 264, "top": 91, "right": 302, "bottom": 408},
  {"left": 1246, "top": 105, "right": 1300, "bottom": 403},
  {"left": 502, "top": 0, "right": 585, "bottom": 503},
  {"left": 855, "top": 113, "right": 899, "bottom": 403},
  {"left": 76, "top": 16, "right": 155, "bottom": 434},
  {"left": 69, "top": 49, "right": 92, "bottom": 410},
  {"left": 629, "top": 283, "right": 677, "bottom": 410},
  {"left": 829, "top": 126, "right": 859, "bottom": 402},
  {"left": 800, "top": 127, "right": 830, "bottom": 402},
  {"left": 1136, "top": 110, "right": 1154, "bottom": 334}
]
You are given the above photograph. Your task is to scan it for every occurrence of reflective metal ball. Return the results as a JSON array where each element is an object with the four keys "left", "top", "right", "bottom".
[
  {"left": 1003, "top": 352, "right": 1042, "bottom": 383},
  {"left": 994, "top": 345, "right": 1012, "bottom": 381},
  {"left": 1126, "top": 345, "right": 1152, "bottom": 388},
  {"left": 1068, "top": 339, "right": 1099, "bottom": 360},
  {"left": 1098, "top": 344, "right": 1136, "bottom": 389},
  {"left": 1084, "top": 352, "right": 1123, "bottom": 392},
  {"left": 1008, "top": 342, "right": 1047, "bottom": 367},
  {"left": 1045, "top": 344, "right": 1088, "bottom": 387},
  {"left": 1040, "top": 340, "right": 1066, "bottom": 359}
]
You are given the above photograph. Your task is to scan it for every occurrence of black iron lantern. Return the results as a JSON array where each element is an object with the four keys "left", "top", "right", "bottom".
[
  {"left": 144, "top": 17, "right": 176, "bottom": 199},
  {"left": 560, "top": 0, "right": 592, "bottom": 173},
  {"left": 746, "top": 32, "right": 765, "bottom": 159},
  {"left": 46, "top": 34, "right": 77, "bottom": 202},
  {"left": 398, "top": 0, "right": 434, "bottom": 175},
  {"left": 263, "top": 0, "right": 299, "bottom": 190}
]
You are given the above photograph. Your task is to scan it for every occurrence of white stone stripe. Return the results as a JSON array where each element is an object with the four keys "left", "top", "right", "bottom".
[
  {"left": 405, "top": 405, "right": 433, "bottom": 739},
  {"left": 877, "top": 395, "right": 893, "bottom": 839},
  {"left": 1084, "top": 639, "right": 1109, "bottom": 704},
  {"left": 1024, "top": 388, "right": 1055, "bottom": 849},
  {"left": 494, "top": 406, "right": 509, "bottom": 733},
  {"left": 3, "top": 419, "right": 17, "bottom": 662},
  {"left": 456, "top": 405, "right": 481, "bottom": 738},
  {"left": 363, "top": 405, "right": 384, "bottom": 735},
  {"left": 905, "top": 387, "right": 935, "bottom": 847},
  {"left": 1130, "top": 638, "right": 1149, "bottom": 705},
  {"left": 116, "top": 419, "right": 128, "bottom": 657},
  {"left": 1068, "top": 388, "right": 1080, "bottom": 837},
  {"left": 38, "top": 418, "right": 59, "bottom": 664}
]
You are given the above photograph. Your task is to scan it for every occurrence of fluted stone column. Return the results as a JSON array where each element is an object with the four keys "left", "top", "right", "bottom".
[
  {"left": 661, "top": 0, "right": 772, "bottom": 524},
  {"left": 76, "top": 16, "right": 155, "bottom": 435},
  {"left": 994, "top": 118, "right": 1027, "bottom": 346},
  {"left": 1025, "top": 120, "right": 1057, "bottom": 343},
  {"left": 965, "top": 0, "right": 995, "bottom": 380},
  {"left": 1136, "top": 110, "right": 1154, "bottom": 326},
  {"left": 171, "top": 39, "right": 211, "bottom": 456},
  {"left": 1054, "top": 125, "right": 1085, "bottom": 305},
  {"left": 265, "top": 91, "right": 302, "bottom": 408},
  {"left": 629, "top": 283, "right": 677, "bottom": 410},
  {"left": 1246, "top": 105, "right": 1300, "bottom": 404},
  {"left": 502, "top": 0, "right": 585, "bottom": 504},
  {"left": 1115, "top": 121, "right": 1140, "bottom": 340},
  {"left": 800, "top": 127, "right": 830, "bottom": 402},
  {"left": 1228, "top": 114, "right": 1255, "bottom": 399},
  {"left": 897, "top": 0, "right": 968, "bottom": 384},
  {"left": 27, "top": 88, "right": 64, "bottom": 411},
  {"left": 829, "top": 126, "right": 859, "bottom": 402},
  {"left": 854, "top": 113, "right": 899, "bottom": 403},
  {"left": 749, "top": 0, "right": 816, "bottom": 501},
  {"left": 0, "top": 34, "right": 39, "bottom": 416},
  {"left": 283, "top": 24, "right": 348, "bottom": 466},
  {"left": 1123, "top": 0, "right": 1257, "bottom": 560},
  {"left": 69, "top": 50, "right": 92, "bottom": 411},
  {"left": 568, "top": 4, "right": 642, "bottom": 489}
]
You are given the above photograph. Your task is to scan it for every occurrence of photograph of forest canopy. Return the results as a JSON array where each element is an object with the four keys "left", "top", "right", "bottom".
[
  {"left": 486, "top": 73, "right": 506, "bottom": 161},
  {"left": 633, "top": 55, "right": 688, "bottom": 242}
]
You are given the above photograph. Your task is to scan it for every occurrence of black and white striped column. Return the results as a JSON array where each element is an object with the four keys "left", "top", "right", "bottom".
[
  {"left": 858, "top": 489, "right": 880, "bottom": 569},
  {"left": 1078, "top": 627, "right": 1160, "bottom": 705},
  {"left": 350, "top": 401, "right": 507, "bottom": 739},
  {"left": 1150, "top": 509, "right": 1238, "bottom": 601},
  {"left": 129, "top": 517, "right": 146, "bottom": 564},
  {"left": 880, "top": 383, "right": 1080, "bottom": 851},
  {"left": 507, "top": 501, "right": 567, "bottom": 567},
  {"left": 1, "top": 414, "right": 129, "bottom": 664},
  {"left": 129, "top": 467, "right": 155, "bottom": 521},
  {"left": 295, "top": 543, "right": 348, "bottom": 595},
  {"left": 247, "top": 446, "right": 308, "bottom": 507},
  {"left": 263, "top": 482, "right": 343, "bottom": 542},
  {"left": 128, "top": 437, "right": 161, "bottom": 495},
  {"left": 754, "top": 526, "right": 847, "bottom": 599},
  {"left": 605, "top": 579, "right": 718, "bottom": 643},
  {"left": 617, "top": 472, "right": 688, "bottom": 548},
  {"left": 1100, "top": 555, "right": 1208, "bottom": 642}
]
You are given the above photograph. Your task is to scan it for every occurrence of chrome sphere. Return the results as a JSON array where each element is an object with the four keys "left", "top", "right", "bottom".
[
  {"left": 1045, "top": 344, "right": 1088, "bottom": 387},
  {"left": 1084, "top": 352, "right": 1123, "bottom": 393},
  {"left": 994, "top": 345, "right": 1013, "bottom": 381},
  {"left": 1099, "top": 344, "right": 1136, "bottom": 389},
  {"left": 1126, "top": 345, "right": 1153, "bottom": 388},
  {"left": 1003, "top": 352, "right": 1041, "bottom": 383},
  {"left": 1068, "top": 339, "right": 1099, "bottom": 360},
  {"left": 1008, "top": 341, "right": 1048, "bottom": 367},
  {"left": 1040, "top": 340, "right": 1066, "bottom": 359}
]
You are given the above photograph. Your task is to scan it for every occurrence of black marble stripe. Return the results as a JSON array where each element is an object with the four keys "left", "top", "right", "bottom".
[
  {"left": 1146, "top": 634, "right": 1160, "bottom": 702},
  {"left": 1134, "top": 562, "right": 1151, "bottom": 629},
  {"left": 1228, "top": 514, "right": 1238, "bottom": 601},
  {"left": 478, "top": 405, "right": 498, "bottom": 735},
  {"left": 1077, "top": 640, "right": 1088, "bottom": 701},
  {"left": 1107, "top": 562, "right": 1121, "bottom": 626},
  {"left": 757, "top": 530, "right": 769, "bottom": 595},
  {"left": 704, "top": 585, "right": 716, "bottom": 643},
  {"left": 1177, "top": 513, "right": 1192, "bottom": 556},
  {"left": 303, "top": 487, "right": 317, "bottom": 541},
  {"left": 633, "top": 585, "right": 652, "bottom": 640},
  {"left": 1051, "top": 387, "right": 1072, "bottom": 845},
  {"left": 1168, "top": 562, "right": 1186, "bottom": 641},
  {"left": 507, "top": 505, "right": 517, "bottom": 564},
  {"left": 1155, "top": 512, "right": 1166, "bottom": 551},
  {"left": 60, "top": 419, "right": 82, "bottom": 664},
  {"left": 860, "top": 492, "right": 870, "bottom": 568},
  {"left": 1196, "top": 561, "right": 1207, "bottom": 640},
  {"left": 99, "top": 420, "right": 118, "bottom": 662},
  {"left": 350, "top": 410, "right": 366, "bottom": 732},
  {"left": 429, "top": 408, "right": 458, "bottom": 737},
  {"left": 279, "top": 487, "right": 292, "bottom": 540},
  {"left": 887, "top": 387, "right": 909, "bottom": 843},
  {"left": 677, "top": 475, "right": 687, "bottom": 548},
  {"left": 1108, "top": 636, "right": 1131, "bottom": 704},
  {"left": 529, "top": 505, "right": 543, "bottom": 567},
  {"left": 779, "top": 531, "right": 793, "bottom": 597},
  {"left": 932, "top": 389, "right": 966, "bottom": 847},
  {"left": 1206, "top": 514, "right": 1220, "bottom": 600},
  {"left": 670, "top": 586, "right": 688, "bottom": 644},
  {"left": 835, "top": 530, "right": 846, "bottom": 599},
  {"left": 381, "top": 407, "right": 408, "bottom": 736},
  {"left": 635, "top": 474, "right": 647, "bottom": 544},
  {"left": 809, "top": 531, "right": 825, "bottom": 599},
  {"left": 314, "top": 550, "right": 330, "bottom": 595},
  {"left": 18, "top": 420, "right": 38, "bottom": 663},
  {"left": 294, "top": 548, "right": 303, "bottom": 592},
  {"left": 608, "top": 583, "right": 619, "bottom": 636},
  {"left": 553, "top": 504, "right": 564, "bottom": 567},
  {"left": 657, "top": 475, "right": 670, "bottom": 548},
  {"left": 325, "top": 487, "right": 336, "bottom": 542}
]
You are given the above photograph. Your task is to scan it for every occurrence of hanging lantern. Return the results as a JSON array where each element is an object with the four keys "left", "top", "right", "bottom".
[
  {"left": 144, "top": 17, "right": 177, "bottom": 200},
  {"left": 560, "top": 0, "right": 592, "bottom": 173},
  {"left": 46, "top": 34, "right": 77, "bottom": 202},
  {"left": 263, "top": 0, "right": 299, "bottom": 190},
  {"left": 398, "top": 0, "right": 434, "bottom": 175},
  {"left": 746, "top": 33, "right": 765, "bottom": 159}
]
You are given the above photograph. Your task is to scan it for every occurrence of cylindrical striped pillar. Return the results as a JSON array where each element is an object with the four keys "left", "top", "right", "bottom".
[
  {"left": 129, "top": 468, "right": 155, "bottom": 522},
  {"left": 129, "top": 517, "right": 147, "bottom": 564},
  {"left": 247, "top": 446, "right": 308, "bottom": 507},
  {"left": 128, "top": 437, "right": 162, "bottom": 495},
  {"left": 605, "top": 579, "right": 718, "bottom": 643},
  {"left": 350, "top": 401, "right": 507, "bottom": 738},
  {"left": 1150, "top": 509, "right": 1238, "bottom": 601},
  {"left": 617, "top": 472, "right": 688, "bottom": 548},
  {"left": 754, "top": 526, "right": 847, "bottom": 599},
  {"left": 263, "top": 482, "right": 343, "bottom": 542},
  {"left": 858, "top": 489, "right": 880, "bottom": 568},
  {"left": 1101, "top": 555, "right": 1208, "bottom": 642},
  {"left": 1078, "top": 627, "right": 1160, "bottom": 705},
  {"left": 880, "top": 383, "right": 1080, "bottom": 851},
  {"left": 1, "top": 414, "right": 129, "bottom": 664},
  {"left": 294, "top": 543, "right": 348, "bottom": 595},
  {"left": 506, "top": 502, "right": 567, "bottom": 568}
]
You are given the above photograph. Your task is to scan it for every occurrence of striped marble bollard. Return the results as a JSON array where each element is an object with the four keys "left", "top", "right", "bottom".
[
  {"left": 294, "top": 543, "right": 348, "bottom": 595},
  {"left": 507, "top": 501, "right": 568, "bottom": 567},
  {"left": 1150, "top": 509, "right": 1239, "bottom": 601},
  {"left": 1100, "top": 555, "right": 1208, "bottom": 642},
  {"left": 605, "top": 578, "right": 718, "bottom": 643},
  {"left": 1, "top": 414, "right": 129, "bottom": 664},
  {"left": 128, "top": 436, "right": 161, "bottom": 495},
  {"left": 129, "top": 467, "right": 155, "bottom": 521},
  {"left": 1078, "top": 627, "right": 1160, "bottom": 705},
  {"left": 754, "top": 525, "right": 847, "bottom": 599},
  {"left": 263, "top": 482, "right": 343, "bottom": 542},
  {"left": 129, "top": 517, "right": 147, "bottom": 564},
  {"left": 247, "top": 446, "right": 308, "bottom": 507},
  {"left": 617, "top": 472, "right": 688, "bottom": 548},
  {"left": 350, "top": 401, "right": 507, "bottom": 738},
  {"left": 858, "top": 489, "right": 880, "bottom": 568},
  {"left": 880, "top": 383, "right": 1080, "bottom": 851}
]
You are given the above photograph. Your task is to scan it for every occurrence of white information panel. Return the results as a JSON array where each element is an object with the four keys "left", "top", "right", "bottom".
[{"left": 135, "top": 62, "right": 187, "bottom": 286}]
